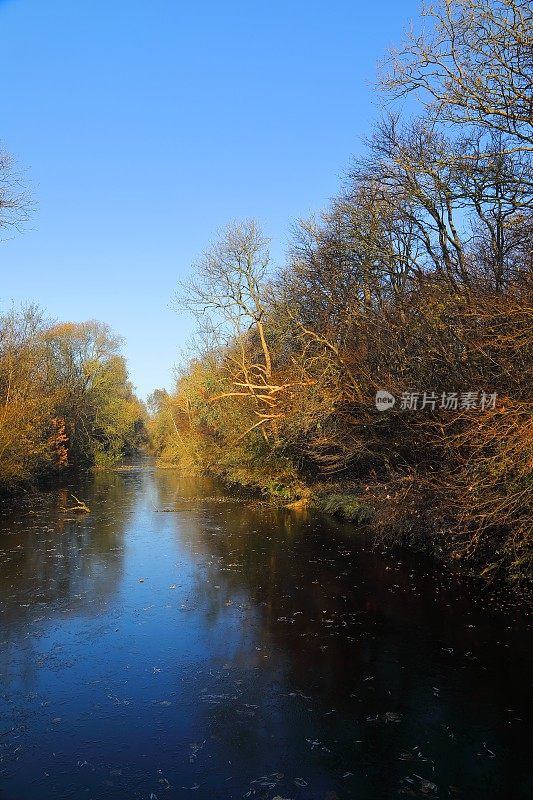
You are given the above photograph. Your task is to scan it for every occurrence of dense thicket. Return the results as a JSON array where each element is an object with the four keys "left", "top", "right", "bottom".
[
  {"left": 151, "top": 0, "right": 533, "bottom": 588},
  {"left": 0, "top": 307, "right": 147, "bottom": 489}
]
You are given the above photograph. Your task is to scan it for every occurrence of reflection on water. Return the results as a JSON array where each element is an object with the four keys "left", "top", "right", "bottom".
[{"left": 0, "top": 465, "right": 531, "bottom": 799}]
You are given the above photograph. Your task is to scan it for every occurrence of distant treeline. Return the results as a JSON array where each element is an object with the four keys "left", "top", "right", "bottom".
[
  {"left": 0, "top": 308, "right": 147, "bottom": 488},
  {"left": 149, "top": 0, "right": 533, "bottom": 588}
]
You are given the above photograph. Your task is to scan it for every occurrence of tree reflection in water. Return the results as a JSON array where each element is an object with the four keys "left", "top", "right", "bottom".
[{"left": 0, "top": 465, "right": 531, "bottom": 800}]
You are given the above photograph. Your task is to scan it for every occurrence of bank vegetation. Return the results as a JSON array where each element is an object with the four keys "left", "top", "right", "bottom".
[
  {"left": 0, "top": 305, "right": 147, "bottom": 489},
  {"left": 150, "top": 0, "right": 533, "bottom": 590}
]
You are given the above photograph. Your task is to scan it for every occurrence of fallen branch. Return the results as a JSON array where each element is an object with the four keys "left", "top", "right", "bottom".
[{"left": 60, "top": 494, "right": 90, "bottom": 513}]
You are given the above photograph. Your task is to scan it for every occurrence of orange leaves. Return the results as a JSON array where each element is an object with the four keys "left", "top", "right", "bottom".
[{"left": 47, "top": 417, "right": 69, "bottom": 468}]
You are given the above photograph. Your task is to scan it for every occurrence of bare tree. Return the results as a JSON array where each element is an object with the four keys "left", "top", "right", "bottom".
[
  {"left": 354, "top": 113, "right": 533, "bottom": 290},
  {"left": 176, "top": 221, "right": 296, "bottom": 442},
  {"left": 0, "top": 145, "right": 31, "bottom": 234},
  {"left": 382, "top": 0, "right": 533, "bottom": 152},
  {"left": 355, "top": 115, "right": 470, "bottom": 286},
  {"left": 177, "top": 221, "right": 273, "bottom": 378}
]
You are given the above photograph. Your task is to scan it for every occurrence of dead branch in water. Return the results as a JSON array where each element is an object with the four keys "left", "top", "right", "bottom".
[{"left": 60, "top": 494, "right": 90, "bottom": 513}]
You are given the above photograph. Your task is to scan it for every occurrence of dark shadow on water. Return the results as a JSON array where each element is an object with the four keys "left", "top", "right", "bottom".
[{"left": 0, "top": 465, "right": 531, "bottom": 799}]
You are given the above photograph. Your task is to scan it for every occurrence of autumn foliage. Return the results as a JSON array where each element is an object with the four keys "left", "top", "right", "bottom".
[{"left": 0, "top": 308, "right": 147, "bottom": 488}]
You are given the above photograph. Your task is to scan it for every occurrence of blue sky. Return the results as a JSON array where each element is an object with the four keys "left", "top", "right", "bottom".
[{"left": 0, "top": 0, "right": 421, "bottom": 399}]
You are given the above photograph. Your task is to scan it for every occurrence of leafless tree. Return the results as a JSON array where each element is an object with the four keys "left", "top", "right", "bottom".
[
  {"left": 0, "top": 145, "right": 31, "bottom": 234},
  {"left": 176, "top": 221, "right": 298, "bottom": 442},
  {"left": 382, "top": 0, "right": 533, "bottom": 153}
]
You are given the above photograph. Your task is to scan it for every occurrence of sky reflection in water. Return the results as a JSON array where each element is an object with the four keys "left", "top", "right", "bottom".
[{"left": 0, "top": 466, "right": 531, "bottom": 799}]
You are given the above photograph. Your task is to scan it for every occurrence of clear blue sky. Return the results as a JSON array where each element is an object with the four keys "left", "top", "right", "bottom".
[{"left": 0, "top": 0, "right": 420, "bottom": 399}]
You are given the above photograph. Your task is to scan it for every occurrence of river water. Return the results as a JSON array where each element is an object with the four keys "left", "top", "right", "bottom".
[{"left": 0, "top": 464, "right": 531, "bottom": 799}]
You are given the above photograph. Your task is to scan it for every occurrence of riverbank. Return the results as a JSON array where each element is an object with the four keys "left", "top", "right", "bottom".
[
  {"left": 151, "top": 458, "right": 532, "bottom": 604},
  {"left": 310, "top": 483, "right": 531, "bottom": 604},
  {"left": 4, "top": 451, "right": 530, "bottom": 604}
]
